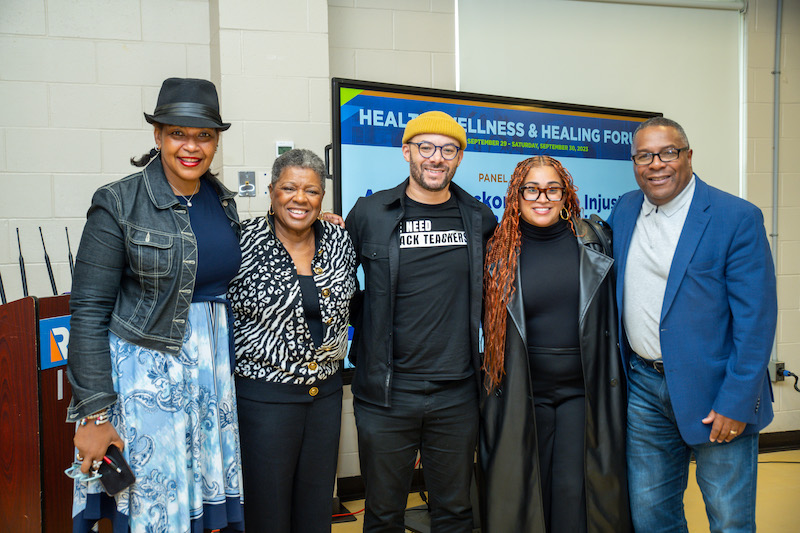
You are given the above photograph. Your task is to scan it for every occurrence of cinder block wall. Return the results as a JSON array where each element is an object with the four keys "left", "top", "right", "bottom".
[
  {"left": 748, "top": 0, "right": 800, "bottom": 431},
  {"left": 328, "top": 0, "right": 456, "bottom": 89},
  {"left": 212, "top": 0, "right": 333, "bottom": 219},
  {"left": 0, "top": 0, "right": 212, "bottom": 299}
]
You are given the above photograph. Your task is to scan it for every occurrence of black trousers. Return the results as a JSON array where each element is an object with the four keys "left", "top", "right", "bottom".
[
  {"left": 354, "top": 377, "right": 478, "bottom": 533},
  {"left": 236, "top": 387, "right": 342, "bottom": 533},
  {"left": 529, "top": 347, "right": 587, "bottom": 533}
]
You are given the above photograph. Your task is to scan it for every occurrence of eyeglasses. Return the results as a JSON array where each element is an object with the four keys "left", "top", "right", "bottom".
[
  {"left": 631, "top": 147, "right": 690, "bottom": 166},
  {"left": 64, "top": 462, "right": 103, "bottom": 482},
  {"left": 519, "top": 186, "right": 565, "bottom": 202},
  {"left": 407, "top": 141, "right": 461, "bottom": 160}
]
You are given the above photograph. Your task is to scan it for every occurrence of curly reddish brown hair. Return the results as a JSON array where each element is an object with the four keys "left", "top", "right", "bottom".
[{"left": 482, "top": 156, "right": 581, "bottom": 391}]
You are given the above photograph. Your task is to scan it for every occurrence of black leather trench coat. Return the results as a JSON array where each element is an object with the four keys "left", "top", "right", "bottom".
[{"left": 478, "top": 218, "right": 631, "bottom": 533}]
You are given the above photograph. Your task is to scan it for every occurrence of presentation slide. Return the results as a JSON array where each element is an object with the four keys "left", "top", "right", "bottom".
[{"left": 333, "top": 79, "right": 659, "bottom": 222}]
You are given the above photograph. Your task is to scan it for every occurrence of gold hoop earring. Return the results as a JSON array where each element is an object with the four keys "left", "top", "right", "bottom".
[
  {"left": 268, "top": 205, "right": 274, "bottom": 216},
  {"left": 560, "top": 207, "right": 569, "bottom": 221}
]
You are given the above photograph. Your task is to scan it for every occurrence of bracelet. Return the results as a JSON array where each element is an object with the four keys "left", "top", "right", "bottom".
[{"left": 79, "top": 409, "right": 110, "bottom": 426}]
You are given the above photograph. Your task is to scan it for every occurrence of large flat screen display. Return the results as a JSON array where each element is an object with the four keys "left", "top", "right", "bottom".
[
  {"left": 332, "top": 78, "right": 660, "bottom": 222},
  {"left": 331, "top": 79, "right": 659, "bottom": 372}
]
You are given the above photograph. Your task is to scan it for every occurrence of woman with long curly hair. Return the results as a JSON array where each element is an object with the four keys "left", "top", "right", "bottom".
[{"left": 478, "top": 156, "right": 631, "bottom": 533}]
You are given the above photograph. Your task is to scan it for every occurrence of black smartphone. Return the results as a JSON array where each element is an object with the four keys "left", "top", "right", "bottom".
[{"left": 98, "top": 444, "right": 136, "bottom": 496}]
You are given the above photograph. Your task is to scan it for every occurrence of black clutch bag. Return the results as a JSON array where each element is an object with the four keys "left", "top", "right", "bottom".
[{"left": 98, "top": 444, "right": 136, "bottom": 496}]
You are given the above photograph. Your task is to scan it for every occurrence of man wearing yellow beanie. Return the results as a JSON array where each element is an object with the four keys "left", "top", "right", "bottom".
[{"left": 345, "top": 110, "right": 496, "bottom": 531}]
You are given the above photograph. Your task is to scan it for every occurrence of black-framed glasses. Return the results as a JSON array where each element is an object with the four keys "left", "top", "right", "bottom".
[
  {"left": 519, "top": 186, "right": 565, "bottom": 202},
  {"left": 407, "top": 141, "right": 461, "bottom": 160},
  {"left": 631, "top": 147, "right": 690, "bottom": 166}
]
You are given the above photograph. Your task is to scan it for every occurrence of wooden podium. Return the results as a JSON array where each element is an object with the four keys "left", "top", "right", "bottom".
[{"left": 0, "top": 295, "right": 75, "bottom": 532}]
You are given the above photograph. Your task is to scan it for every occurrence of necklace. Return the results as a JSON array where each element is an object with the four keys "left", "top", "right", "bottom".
[{"left": 168, "top": 180, "right": 200, "bottom": 207}]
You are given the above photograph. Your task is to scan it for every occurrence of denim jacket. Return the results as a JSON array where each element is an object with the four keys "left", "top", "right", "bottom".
[{"left": 65, "top": 156, "right": 240, "bottom": 421}]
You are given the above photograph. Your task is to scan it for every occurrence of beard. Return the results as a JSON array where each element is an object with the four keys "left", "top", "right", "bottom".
[{"left": 409, "top": 159, "right": 457, "bottom": 192}]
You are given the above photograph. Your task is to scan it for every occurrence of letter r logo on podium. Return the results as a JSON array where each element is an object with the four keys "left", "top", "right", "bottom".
[{"left": 39, "top": 315, "right": 71, "bottom": 370}]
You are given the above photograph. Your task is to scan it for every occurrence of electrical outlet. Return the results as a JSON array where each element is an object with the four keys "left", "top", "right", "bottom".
[
  {"left": 768, "top": 361, "right": 785, "bottom": 382},
  {"left": 238, "top": 171, "right": 256, "bottom": 197}
]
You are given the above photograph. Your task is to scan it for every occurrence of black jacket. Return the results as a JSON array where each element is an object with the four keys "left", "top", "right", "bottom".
[
  {"left": 345, "top": 179, "right": 497, "bottom": 407},
  {"left": 478, "top": 218, "right": 631, "bottom": 533}
]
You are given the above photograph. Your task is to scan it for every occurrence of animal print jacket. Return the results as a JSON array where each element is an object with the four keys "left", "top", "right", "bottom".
[{"left": 228, "top": 216, "right": 357, "bottom": 386}]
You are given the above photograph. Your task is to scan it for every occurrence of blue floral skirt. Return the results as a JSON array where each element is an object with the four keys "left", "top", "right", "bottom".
[{"left": 72, "top": 301, "right": 245, "bottom": 533}]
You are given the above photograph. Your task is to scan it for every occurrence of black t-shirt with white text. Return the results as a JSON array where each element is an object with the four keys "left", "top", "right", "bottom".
[{"left": 392, "top": 195, "right": 472, "bottom": 380}]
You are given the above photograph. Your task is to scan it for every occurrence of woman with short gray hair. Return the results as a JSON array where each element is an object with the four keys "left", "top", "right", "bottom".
[{"left": 228, "top": 148, "right": 357, "bottom": 532}]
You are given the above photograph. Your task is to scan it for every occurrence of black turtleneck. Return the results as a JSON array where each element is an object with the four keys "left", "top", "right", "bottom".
[{"left": 518, "top": 217, "right": 580, "bottom": 349}]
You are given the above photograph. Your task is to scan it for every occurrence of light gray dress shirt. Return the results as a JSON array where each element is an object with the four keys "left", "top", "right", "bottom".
[{"left": 623, "top": 176, "right": 696, "bottom": 360}]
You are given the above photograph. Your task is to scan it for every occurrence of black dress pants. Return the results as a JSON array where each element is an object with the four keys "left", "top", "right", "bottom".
[
  {"left": 529, "top": 347, "right": 587, "bottom": 533},
  {"left": 354, "top": 377, "right": 478, "bottom": 533},
  {"left": 237, "top": 387, "right": 342, "bottom": 533}
]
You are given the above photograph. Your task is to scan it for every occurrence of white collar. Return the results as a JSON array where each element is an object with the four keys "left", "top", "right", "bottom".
[{"left": 641, "top": 175, "right": 696, "bottom": 217}]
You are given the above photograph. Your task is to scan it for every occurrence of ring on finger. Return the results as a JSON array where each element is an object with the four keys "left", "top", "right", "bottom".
[
  {"left": 729, "top": 430, "right": 738, "bottom": 435},
  {"left": 76, "top": 453, "right": 84, "bottom": 462},
  {"left": 91, "top": 460, "right": 102, "bottom": 470}
]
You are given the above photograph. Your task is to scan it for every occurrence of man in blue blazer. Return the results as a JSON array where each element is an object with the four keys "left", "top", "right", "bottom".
[{"left": 607, "top": 117, "right": 777, "bottom": 533}]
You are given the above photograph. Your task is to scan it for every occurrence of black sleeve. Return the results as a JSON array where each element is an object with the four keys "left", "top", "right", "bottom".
[
  {"left": 584, "top": 214, "right": 613, "bottom": 257},
  {"left": 344, "top": 199, "right": 364, "bottom": 366},
  {"left": 480, "top": 203, "right": 499, "bottom": 254},
  {"left": 345, "top": 198, "right": 363, "bottom": 266}
]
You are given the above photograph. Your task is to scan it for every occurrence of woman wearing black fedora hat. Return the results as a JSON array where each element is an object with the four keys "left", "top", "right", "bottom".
[{"left": 66, "top": 78, "right": 245, "bottom": 532}]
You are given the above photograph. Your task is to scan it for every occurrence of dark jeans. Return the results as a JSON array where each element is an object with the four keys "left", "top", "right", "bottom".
[
  {"left": 627, "top": 356, "right": 758, "bottom": 533},
  {"left": 236, "top": 387, "right": 343, "bottom": 533},
  {"left": 354, "top": 377, "right": 479, "bottom": 533}
]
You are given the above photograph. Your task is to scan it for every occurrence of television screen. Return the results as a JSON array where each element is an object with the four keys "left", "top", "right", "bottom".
[{"left": 331, "top": 78, "right": 659, "bottom": 372}]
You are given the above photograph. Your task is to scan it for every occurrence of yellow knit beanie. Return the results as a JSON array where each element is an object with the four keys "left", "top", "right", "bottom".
[{"left": 402, "top": 110, "right": 467, "bottom": 149}]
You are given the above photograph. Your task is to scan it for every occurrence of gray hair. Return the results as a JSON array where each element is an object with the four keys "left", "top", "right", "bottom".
[
  {"left": 632, "top": 117, "right": 690, "bottom": 148},
  {"left": 271, "top": 148, "right": 327, "bottom": 192}
]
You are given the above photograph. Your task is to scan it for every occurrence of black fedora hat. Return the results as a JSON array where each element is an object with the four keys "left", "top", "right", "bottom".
[{"left": 144, "top": 78, "right": 230, "bottom": 131}]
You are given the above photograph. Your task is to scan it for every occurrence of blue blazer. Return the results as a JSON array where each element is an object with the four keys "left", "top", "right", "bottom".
[{"left": 608, "top": 176, "right": 777, "bottom": 445}]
